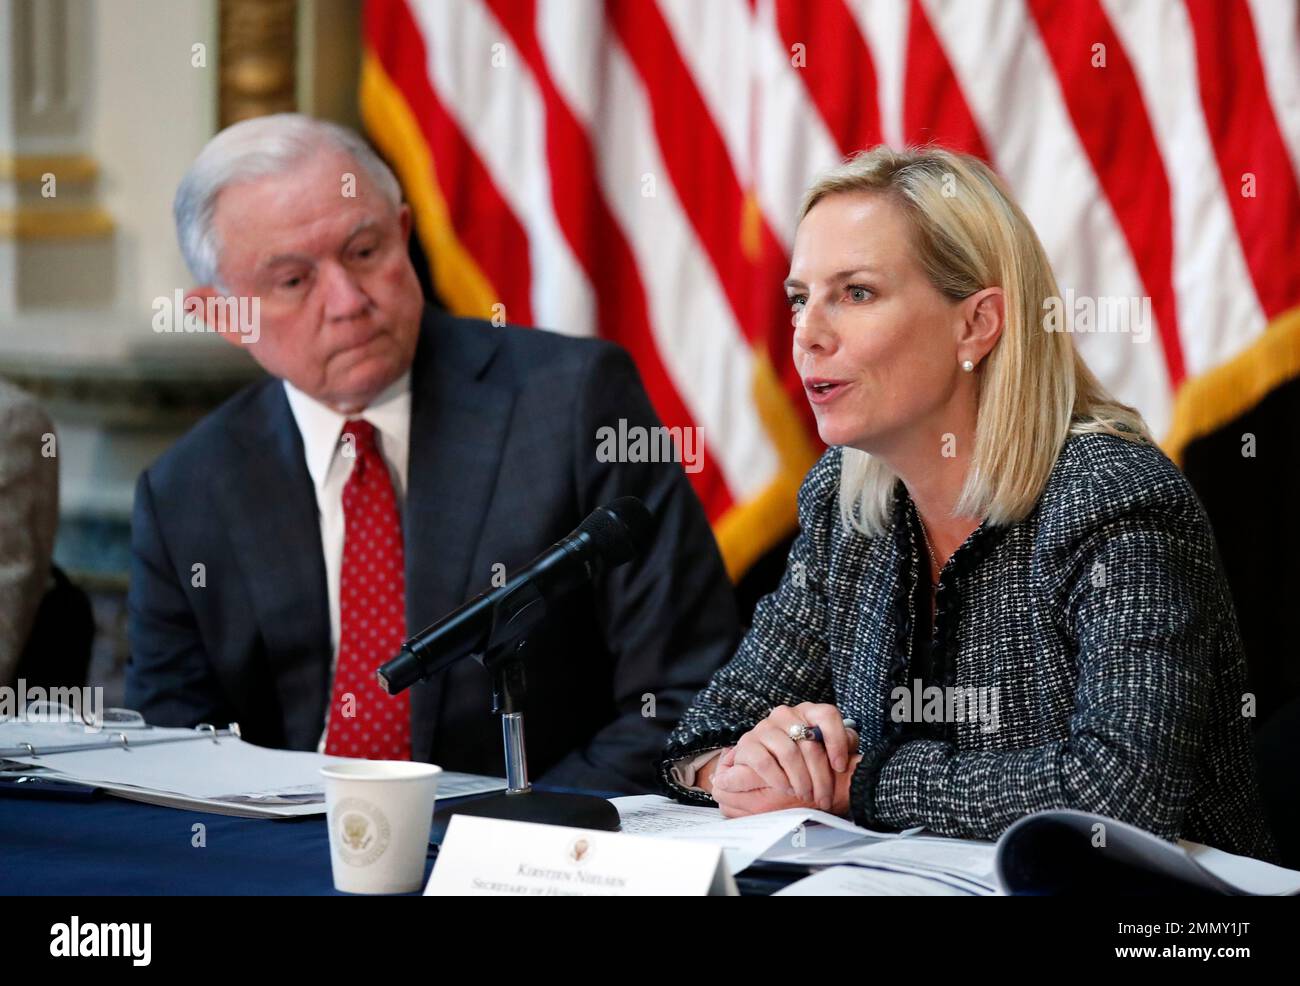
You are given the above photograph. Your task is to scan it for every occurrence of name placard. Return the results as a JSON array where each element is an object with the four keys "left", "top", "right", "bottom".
[{"left": 425, "top": 815, "right": 738, "bottom": 896}]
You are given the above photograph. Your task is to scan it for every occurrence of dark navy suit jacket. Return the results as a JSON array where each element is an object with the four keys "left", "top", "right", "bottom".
[{"left": 125, "top": 308, "right": 740, "bottom": 793}]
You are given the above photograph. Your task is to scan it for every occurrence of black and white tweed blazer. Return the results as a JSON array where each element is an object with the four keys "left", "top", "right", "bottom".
[{"left": 659, "top": 430, "right": 1278, "bottom": 861}]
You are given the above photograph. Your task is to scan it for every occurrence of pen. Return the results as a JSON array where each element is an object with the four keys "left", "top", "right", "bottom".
[{"left": 808, "top": 718, "right": 857, "bottom": 743}]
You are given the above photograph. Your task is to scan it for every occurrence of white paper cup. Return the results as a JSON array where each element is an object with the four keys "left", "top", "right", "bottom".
[{"left": 321, "top": 760, "right": 442, "bottom": 894}]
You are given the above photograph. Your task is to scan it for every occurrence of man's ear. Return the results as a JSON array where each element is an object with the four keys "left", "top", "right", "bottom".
[
  {"left": 398, "top": 203, "right": 412, "bottom": 243},
  {"left": 958, "top": 286, "right": 1005, "bottom": 366},
  {"left": 184, "top": 286, "right": 243, "bottom": 349}
]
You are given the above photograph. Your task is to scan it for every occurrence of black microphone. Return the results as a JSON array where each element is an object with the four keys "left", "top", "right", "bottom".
[{"left": 377, "top": 496, "right": 654, "bottom": 695}]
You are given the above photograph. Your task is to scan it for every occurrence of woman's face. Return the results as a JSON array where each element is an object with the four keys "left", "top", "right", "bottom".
[{"left": 785, "top": 191, "right": 968, "bottom": 454}]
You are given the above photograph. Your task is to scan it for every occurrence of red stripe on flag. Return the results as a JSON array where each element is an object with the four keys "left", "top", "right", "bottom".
[
  {"left": 1185, "top": 0, "right": 1300, "bottom": 319},
  {"left": 364, "top": 0, "right": 536, "bottom": 326},
  {"left": 1028, "top": 0, "right": 1186, "bottom": 387},
  {"left": 479, "top": 0, "right": 734, "bottom": 519},
  {"left": 606, "top": 0, "right": 814, "bottom": 434},
  {"left": 774, "top": 0, "right": 883, "bottom": 155},
  {"left": 903, "top": 0, "right": 992, "bottom": 160}
]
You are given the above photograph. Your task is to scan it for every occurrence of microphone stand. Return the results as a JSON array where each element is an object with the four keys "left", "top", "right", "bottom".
[{"left": 428, "top": 635, "right": 620, "bottom": 842}]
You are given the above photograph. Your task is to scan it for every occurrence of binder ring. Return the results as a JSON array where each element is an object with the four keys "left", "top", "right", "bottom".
[
  {"left": 196, "top": 723, "right": 219, "bottom": 743},
  {"left": 21, "top": 742, "right": 34, "bottom": 756},
  {"left": 116, "top": 733, "right": 129, "bottom": 748}
]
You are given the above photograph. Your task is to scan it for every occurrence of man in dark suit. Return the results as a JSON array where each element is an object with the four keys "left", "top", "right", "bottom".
[{"left": 126, "top": 113, "right": 738, "bottom": 794}]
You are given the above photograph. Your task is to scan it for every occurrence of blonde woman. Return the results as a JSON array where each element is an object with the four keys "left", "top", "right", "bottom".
[{"left": 658, "top": 146, "right": 1277, "bottom": 861}]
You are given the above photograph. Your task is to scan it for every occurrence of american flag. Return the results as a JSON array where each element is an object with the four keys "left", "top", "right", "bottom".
[{"left": 360, "top": 0, "right": 1300, "bottom": 577}]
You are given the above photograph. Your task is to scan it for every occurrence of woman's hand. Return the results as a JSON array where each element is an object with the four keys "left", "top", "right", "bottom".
[
  {"left": 715, "top": 704, "right": 861, "bottom": 814},
  {"left": 710, "top": 747, "right": 807, "bottom": 816},
  {"left": 711, "top": 744, "right": 863, "bottom": 818}
]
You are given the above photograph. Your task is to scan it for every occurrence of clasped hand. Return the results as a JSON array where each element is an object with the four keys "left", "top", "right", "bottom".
[{"left": 703, "top": 703, "right": 862, "bottom": 818}]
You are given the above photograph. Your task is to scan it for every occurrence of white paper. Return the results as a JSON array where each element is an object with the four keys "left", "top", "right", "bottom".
[
  {"left": 612, "top": 795, "right": 921, "bottom": 874},
  {"left": 612, "top": 795, "right": 721, "bottom": 833},
  {"left": 774, "top": 865, "right": 978, "bottom": 896},
  {"left": 1178, "top": 842, "right": 1300, "bottom": 896},
  {"left": 0, "top": 718, "right": 199, "bottom": 757},
  {"left": 760, "top": 824, "right": 871, "bottom": 860},
  {"left": 7, "top": 736, "right": 346, "bottom": 799},
  {"left": 4, "top": 727, "right": 508, "bottom": 818},
  {"left": 790, "top": 835, "right": 1000, "bottom": 892}
]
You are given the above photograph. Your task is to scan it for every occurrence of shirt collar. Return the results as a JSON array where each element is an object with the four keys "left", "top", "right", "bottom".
[{"left": 283, "top": 370, "right": 411, "bottom": 492}]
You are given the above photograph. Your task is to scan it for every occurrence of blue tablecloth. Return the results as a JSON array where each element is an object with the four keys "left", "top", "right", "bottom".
[
  {"left": 0, "top": 786, "right": 794, "bottom": 895},
  {"left": 0, "top": 785, "right": 636, "bottom": 895},
  {"left": 0, "top": 792, "right": 432, "bottom": 895}
]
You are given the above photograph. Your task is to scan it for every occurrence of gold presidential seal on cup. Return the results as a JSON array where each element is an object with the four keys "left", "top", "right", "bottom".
[{"left": 334, "top": 797, "right": 392, "bottom": 866}]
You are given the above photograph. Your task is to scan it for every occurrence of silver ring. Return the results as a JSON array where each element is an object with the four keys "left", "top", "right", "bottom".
[{"left": 787, "top": 723, "right": 814, "bottom": 742}]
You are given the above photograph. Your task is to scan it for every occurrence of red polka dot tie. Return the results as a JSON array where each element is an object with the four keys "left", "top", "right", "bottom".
[{"left": 324, "top": 419, "right": 412, "bottom": 760}]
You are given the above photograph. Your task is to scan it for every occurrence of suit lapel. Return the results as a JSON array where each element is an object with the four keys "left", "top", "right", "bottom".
[
  {"left": 214, "top": 381, "right": 331, "bottom": 745},
  {"left": 404, "top": 310, "right": 513, "bottom": 762}
]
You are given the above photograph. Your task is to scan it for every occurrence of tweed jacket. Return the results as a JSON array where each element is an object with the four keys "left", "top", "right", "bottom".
[
  {"left": 660, "top": 429, "right": 1278, "bottom": 861},
  {"left": 0, "top": 379, "right": 58, "bottom": 688}
]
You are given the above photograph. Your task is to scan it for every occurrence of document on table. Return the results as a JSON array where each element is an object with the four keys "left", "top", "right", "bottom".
[
  {"left": 775, "top": 865, "right": 980, "bottom": 896},
  {"left": 784, "top": 834, "right": 1001, "bottom": 894},
  {"left": 2, "top": 732, "right": 507, "bottom": 817},
  {"left": 612, "top": 794, "right": 922, "bottom": 874},
  {"left": 0, "top": 718, "right": 203, "bottom": 756},
  {"left": 9, "top": 736, "right": 350, "bottom": 800}
]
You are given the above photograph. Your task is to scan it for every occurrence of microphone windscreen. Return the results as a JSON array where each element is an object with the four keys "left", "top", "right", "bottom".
[{"left": 577, "top": 496, "right": 654, "bottom": 565}]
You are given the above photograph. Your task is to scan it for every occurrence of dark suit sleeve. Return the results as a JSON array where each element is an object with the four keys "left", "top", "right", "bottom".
[
  {"left": 532, "top": 343, "right": 741, "bottom": 794},
  {"left": 124, "top": 468, "right": 229, "bottom": 727}
]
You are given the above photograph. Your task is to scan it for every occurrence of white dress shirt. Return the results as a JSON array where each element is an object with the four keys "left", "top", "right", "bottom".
[
  {"left": 670, "top": 749, "right": 725, "bottom": 793},
  {"left": 282, "top": 371, "right": 412, "bottom": 753}
]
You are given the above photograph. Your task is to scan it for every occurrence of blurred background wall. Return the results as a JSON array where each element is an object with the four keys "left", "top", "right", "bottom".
[{"left": 0, "top": 0, "right": 364, "bottom": 703}]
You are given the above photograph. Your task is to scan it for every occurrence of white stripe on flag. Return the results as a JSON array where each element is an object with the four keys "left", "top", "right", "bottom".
[
  {"left": 655, "top": 0, "right": 756, "bottom": 188},
  {"left": 1102, "top": 0, "right": 1267, "bottom": 377},
  {"left": 584, "top": 35, "right": 781, "bottom": 498},
  {"left": 409, "top": 0, "right": 596, "bottom": 337},
  {"left": 1247, "top": 0, "right": 1300, "bottom": 183},
  {"left": 848, "top": 0, "right": 912, "bottom": 151},
  {"left": 923, "top": 0, "right": 1174, "bottom": 435},
  {"left": 751, "top": 0, "right": 846, "bottom": 250}
]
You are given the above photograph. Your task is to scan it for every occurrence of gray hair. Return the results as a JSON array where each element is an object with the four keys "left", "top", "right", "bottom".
[{"left": 174, "top": 113, "right": 403, "bottom": 288}]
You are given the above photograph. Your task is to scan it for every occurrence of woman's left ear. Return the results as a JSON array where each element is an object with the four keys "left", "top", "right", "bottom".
[{"left": 959, "top": 287, "right": 1005, "bottom": 363}]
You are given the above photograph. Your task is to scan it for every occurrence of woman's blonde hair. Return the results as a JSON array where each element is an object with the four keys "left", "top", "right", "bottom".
[{"left": 797, "top": 145, "right": 1152, "bottom": 536}]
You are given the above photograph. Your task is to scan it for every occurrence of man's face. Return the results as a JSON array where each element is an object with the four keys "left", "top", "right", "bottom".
[{"left": 207, "top": 150, "right": 424, "bottom": 413}]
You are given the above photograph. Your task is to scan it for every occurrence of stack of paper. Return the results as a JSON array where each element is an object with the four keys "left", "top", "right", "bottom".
[
  {"left": 1, "top": 719, "right": 506, "bottom": 818},
  {"left": 612, "top": 796, "right": 1300, "bottom": 896}
]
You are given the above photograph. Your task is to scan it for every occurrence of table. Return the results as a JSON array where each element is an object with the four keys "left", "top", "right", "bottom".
[{"left": 0, "top": 787, "right": 793, "bottom": 895}]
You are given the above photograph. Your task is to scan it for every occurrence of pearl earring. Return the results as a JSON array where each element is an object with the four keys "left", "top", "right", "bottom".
[{"left": 962, "top": 359, "right": 975, "bottom": 372}]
